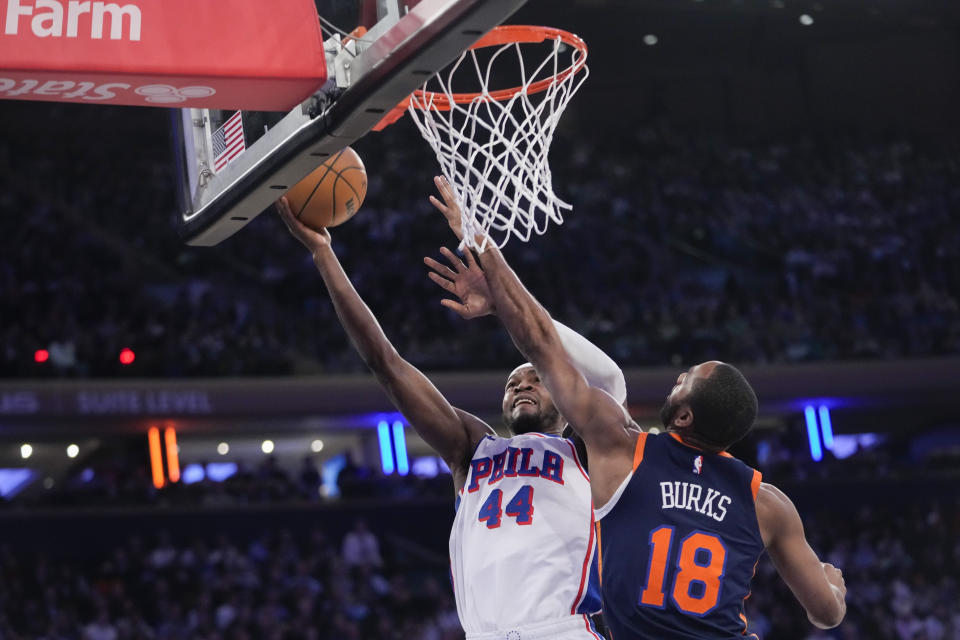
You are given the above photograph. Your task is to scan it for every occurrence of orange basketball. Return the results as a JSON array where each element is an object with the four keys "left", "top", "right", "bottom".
[{"left": 285, "top": 146, "right": 367, "bottom": 230}]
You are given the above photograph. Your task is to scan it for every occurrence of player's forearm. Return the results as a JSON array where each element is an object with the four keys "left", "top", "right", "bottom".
[
  {"left": 310, "top": 245, "right": 477, "bottom": 469},
  {"left": 807, "top": 587, "right": 846, "bottom": 629},
  {"left": 476, "top": 245, "right": 562, "bottom": 364},
  {"left": 476, "top": 245, "right": 629, "bottom": 448},
  {"left": 311, "top": 245, "right": 401, "bottom": 371}
]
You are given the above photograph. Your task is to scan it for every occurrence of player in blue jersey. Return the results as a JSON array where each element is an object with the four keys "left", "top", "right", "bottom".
[{"left": 466, "top": 240, "right": 848, "bottom": 639}]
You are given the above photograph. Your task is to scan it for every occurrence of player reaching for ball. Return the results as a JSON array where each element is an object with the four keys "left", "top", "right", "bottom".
[
  {"left": 276, "top": 191, "right": 620, "bottom": 640},
  {"left": 438, "top": 199, "right": 848, "bottom": 638},
  {"left": 423, "top": 176, "right": 628, "bottom": 469}
]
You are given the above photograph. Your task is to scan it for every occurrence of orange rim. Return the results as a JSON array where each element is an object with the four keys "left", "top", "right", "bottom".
[{"left": 408, "top": 25, "right": 588, "bottom": 111}]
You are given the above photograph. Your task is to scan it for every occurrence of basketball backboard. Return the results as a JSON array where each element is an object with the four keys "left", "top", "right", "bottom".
[{"left": 173, "top": 0, "right": 528, "bottom": 246}]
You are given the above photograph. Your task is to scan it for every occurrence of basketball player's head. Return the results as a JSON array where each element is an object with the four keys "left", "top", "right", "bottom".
[
  {"left": 502, "top": 363, "right": 563, "bottom": 436},
  {"left": 659, "top": 361, "right": 757, "bottom": 452}
]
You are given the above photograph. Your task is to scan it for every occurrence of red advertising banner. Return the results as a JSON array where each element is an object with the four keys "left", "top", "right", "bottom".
[{"left": 0, "top": 0, "right": 327, "bottom": 110}]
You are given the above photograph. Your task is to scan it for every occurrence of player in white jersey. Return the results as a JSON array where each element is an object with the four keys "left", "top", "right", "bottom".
[
  {"left": 277, "top": 180, "right": 621, "bottom": 639},
  {"left": 449, "top": 366, "right": 602, "bottom": 639}
]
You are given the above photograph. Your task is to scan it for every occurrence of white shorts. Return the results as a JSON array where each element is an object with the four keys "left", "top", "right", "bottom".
[{"left": 465, "top": 615, "right": 604, "bottom": 640}]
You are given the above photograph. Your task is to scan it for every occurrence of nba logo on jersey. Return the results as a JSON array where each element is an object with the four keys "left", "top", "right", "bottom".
[{"left": 693, "top": 455, "right": 703, "bottom": 474}]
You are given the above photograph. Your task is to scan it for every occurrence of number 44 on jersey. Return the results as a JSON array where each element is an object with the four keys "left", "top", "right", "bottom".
[{"left": 478, "top": 485, "right": 535, "bottom": 529}]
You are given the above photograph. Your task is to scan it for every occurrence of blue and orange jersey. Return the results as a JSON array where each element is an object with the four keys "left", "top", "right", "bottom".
[{"left": 594, "top": 432, "right": 764, "bottom": 639}]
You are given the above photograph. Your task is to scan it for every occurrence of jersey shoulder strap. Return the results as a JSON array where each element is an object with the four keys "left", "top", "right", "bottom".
[{"left": 632, "top": 431, "right": 649, "bottom": 471}]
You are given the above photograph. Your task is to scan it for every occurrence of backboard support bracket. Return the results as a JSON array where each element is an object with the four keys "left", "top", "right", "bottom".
[{"left": 175, "top": 0, "right": 527, "bottom": 246}]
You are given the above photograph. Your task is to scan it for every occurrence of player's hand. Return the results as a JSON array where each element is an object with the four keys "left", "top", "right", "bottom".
[
  {"left": 276, "top": 196, "right": 331, "bottom": 252},
  {"left": 805, "top": 563, "right": 847, "bottom": 628},
  {"left": 424, "top": 246, "right": 493, "bottom": 319},
  {"left": 823, "top": 563, "right": 846, "bottom": 598},
  {"left": 429, "top": 175, "right": 464, "bottom": 241}
]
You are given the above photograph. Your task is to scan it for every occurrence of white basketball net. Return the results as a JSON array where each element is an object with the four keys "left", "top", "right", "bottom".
[{"left": 406, "top": 31, "right": 589, "bottom": 252}]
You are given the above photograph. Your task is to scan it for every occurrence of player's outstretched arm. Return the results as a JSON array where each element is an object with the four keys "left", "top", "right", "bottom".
[
  {"left": 474, "top": 243, "right": 636, "bottom": 482},
  {"left": 757, "top": 483, "right": 847, "bottom": 629},
  {"left": 426, "top": 176, "right": 627, "bottom": 405},
  {"left": 276, "top": 198, "right": 494, "bottom": 490},
  {"left": 425, "top": 246, "right": 627, "bottom": 404}
]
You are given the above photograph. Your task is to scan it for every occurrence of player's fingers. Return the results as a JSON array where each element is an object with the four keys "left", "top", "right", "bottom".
[
  {"left": 277, "top": 198, "right": 305, "bottom": 228},
  {"left": 428, "top": 195, "right": 449, "bottom": 215},
  {"left": 433, "top": 177, "right": 453, "bottom": 203},
  {"left": 462, "top": 248, "right": 481, "bottom": 271},
  {"left": 435, "top": 175, "right": 452, "bottom": 196},
  {"left": 437, "top": 176, "right": 459, "bottom": 207},
  {"left": 423, "top": 256, "right": 457, "bottom": 279},
  {"left": 275, "top": 197, "right": 291, "bottom": 219},
  {"left": 826, "top": 565, "right": 845, "bottom": 586},
  {"left": 439, "top": 247, "right": 466, "bottom": 272},
  {"left": 440, "top": 298, "right": 470, "bottom": 317},
  {"left": 275, "top": 198, "right": 300, "bottom": 231},
  {"left": 427, "top": 271, "right": 456, "bottom": 293}
]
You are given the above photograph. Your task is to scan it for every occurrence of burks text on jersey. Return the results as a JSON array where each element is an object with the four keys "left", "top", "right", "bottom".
[
  {"left": 467, "top": 446, "right": 564, "bottom": 492},
  {"left": 660, "top": 481, "right": 731, "bottom": 522}
]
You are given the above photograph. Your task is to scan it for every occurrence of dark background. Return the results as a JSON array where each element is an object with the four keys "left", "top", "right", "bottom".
[{"left": 0, "top": 1, "right": 958, "bottom": 639}]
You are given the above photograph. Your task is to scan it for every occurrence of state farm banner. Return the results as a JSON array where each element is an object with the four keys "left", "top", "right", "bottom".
[{"left": 0, "top": 0, "right": 327, "bottom": 110}]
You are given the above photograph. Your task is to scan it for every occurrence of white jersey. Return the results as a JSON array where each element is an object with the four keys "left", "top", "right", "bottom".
[{"left": 450, "top": 433, "right": 603, "bottom": 638}]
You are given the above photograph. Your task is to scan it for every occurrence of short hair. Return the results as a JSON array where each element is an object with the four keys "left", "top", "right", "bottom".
[{"left": 688, "top": 363, "right": 757, "bottom": 451}]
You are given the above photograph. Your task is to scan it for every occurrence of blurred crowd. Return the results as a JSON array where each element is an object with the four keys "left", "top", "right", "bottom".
[
  {"left": 0, "top": 104, "right": 958, "bottom": 377},
  {"left": 0, "top": 520, "right": 462, "bottom": 640},
  {"left": 0, "top": 488, "right": 956, "bottom": 639},
  {"left": 0, "top": 423, "right": 956, "bottom": 638}
]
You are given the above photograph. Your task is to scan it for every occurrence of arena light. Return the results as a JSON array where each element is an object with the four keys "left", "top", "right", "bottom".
[
  {"left": 147, "top": 426, "right": 165, "bottom": 489},
  {"left": 817, "top": 406, "right": 834, "bottom": 450},
  {"left": 377, "top": 420, "right": 394, "bottom": 475},
  {"left": 164, "top": 427, "right": 180, "bottom": 483},
  {"left": 392, "top": 421, "right": 409, "bottom": 476},
  {"left": 217, "top": 442, "right": 229, "bottom": 455},
  {"left": 206, "top": 462, "right": 238, "bottom": 482},
  {"left": 261, "top": 439, "right": 275, "bottom": 454},
  {"left": 0, "top": 469, "right": 34, "bottom": 498},
  {"left": 20, "top": 444, "right": 32, "bottom": 459},
  {"left": 66, "top": 444, "right": 79, "bottom": 458},
  {"left": 643, "top": 34, "right": 658, "bottom": 46},
  {"left": 799, "top": 14, "right": 814, "bottom": 26},
  {"left": 803, "top": 405, "right": 823, "bottom": 461},
  {"left": 181, "top": 463, "right": 206, "bottom": 484},
  {"left": 412, "top": 456, "right": 441, "bottom": 478},
  {"left": 34, "top": 349, "right": 49, "bottom": 363},
  {"left": 311, "top": 439, "right": 324, "bottom": 453},
  {"left": 321, "top": 454, "right": 346, "bottom": 498},
  {"left": 119, "top": 348, "right": 136, "bottom": 365}
]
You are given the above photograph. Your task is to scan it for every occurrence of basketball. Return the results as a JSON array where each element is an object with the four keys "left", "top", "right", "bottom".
[{"left": 284, "top": 147, "right": 367, "bottom": 230}]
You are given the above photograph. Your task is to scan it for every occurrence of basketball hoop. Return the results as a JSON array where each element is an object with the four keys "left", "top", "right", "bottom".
[{"left": 376, "top": 25, "right": 589, "bottom": 251}]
